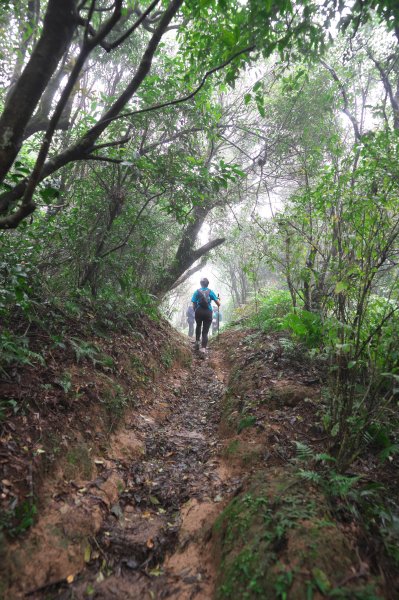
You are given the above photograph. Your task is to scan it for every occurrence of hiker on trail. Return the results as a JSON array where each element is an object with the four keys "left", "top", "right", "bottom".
[
  {"left": 191, "top": 278, "right": 220, "bottom": 356},
  {"left": 186, "top": 303, "right": 195, "bottom": 337},
  {"left": 212, "top": 306, "right": 222, "bottom": 336}
]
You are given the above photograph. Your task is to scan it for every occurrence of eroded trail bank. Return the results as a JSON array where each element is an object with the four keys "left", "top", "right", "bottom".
[
  {"left": 5, "top": 347, "right": 238, "bottom": 600},
  {"left": 3, "top": 326, "right": 397, "bottom": 600}
]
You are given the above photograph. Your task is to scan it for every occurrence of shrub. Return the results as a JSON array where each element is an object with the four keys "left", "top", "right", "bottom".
[
  {"left": 247, "top": 289, "right": 293, "bottom": 332},
  {"left": 282, "top": 309, "right": 323, "bottom": 348}
]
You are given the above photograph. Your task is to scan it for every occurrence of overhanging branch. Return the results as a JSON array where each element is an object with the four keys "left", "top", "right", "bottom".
[
  {"left": 193, "top": 237, "right": 226, "bottom": 261},
  {"left": 99, "top": 44, "right": 256, "bottom": 127},
  {"left": 321, "top": 59, "right": 361, "bottom": 142},
  {"left": 169, "top": 256, "right": 209, "bottom": 291}
]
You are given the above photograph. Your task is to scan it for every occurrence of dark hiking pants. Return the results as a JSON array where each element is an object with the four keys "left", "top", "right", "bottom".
[{"left": 195, "top": 307, "right": 212, "bottom": 348}]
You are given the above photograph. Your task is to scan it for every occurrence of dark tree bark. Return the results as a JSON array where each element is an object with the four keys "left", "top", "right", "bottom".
[
  {"left": 0, "top": 0, "right": 78, "bottom": 181},
  {"left": 151, "top": 205, "right": 225, "bottom": 299},
  {"left": 168, "top": 257, "right": 209, "bottom": 292}
]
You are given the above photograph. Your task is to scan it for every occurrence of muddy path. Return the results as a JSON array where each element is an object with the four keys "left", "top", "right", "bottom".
[
  {"left": 14, "top": 346, "right": 239, "bottom": 600},
  {"left": 5, "top": 330, "right": 394, "bottom": 599}
]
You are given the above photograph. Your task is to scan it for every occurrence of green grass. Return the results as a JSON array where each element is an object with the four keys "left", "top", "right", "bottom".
[{"left": 237, "top": 415, "right": 257, "bottom": 433}]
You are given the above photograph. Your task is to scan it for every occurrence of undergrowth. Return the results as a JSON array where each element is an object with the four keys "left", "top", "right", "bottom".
[
  {"left": 293, "top": 441, "right": 399, "bottom": 574},
  {"left": 214, "top": 471, "right": 381, "bottom": 599},
  {"left": 0, "top": 297, "right": 183, "bottom": 542},
  {"left": 217, "top": 307, "right": 398, "bottom": 598}
]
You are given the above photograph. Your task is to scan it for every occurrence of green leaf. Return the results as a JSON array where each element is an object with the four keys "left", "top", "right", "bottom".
[
  {"left": 39, "top": 187, "right": 60, "bottom": 202},
  {"left": 221, "top": 29, "right": 235, "bottom": 47},
  {"left": 334, "top": 281, "right": 348, "bottom": 294},
  {"left": 264, "top": 0, "right": 273, "bottom": 12},
  {"left": 257, "top": 103, "right": 266, "bottom": 118},
  {"left": 312, "top": 568, "right": 331, "bottom": 594},
  {"left": 331, "top": 423, "right": 339, "bottom": 437}
]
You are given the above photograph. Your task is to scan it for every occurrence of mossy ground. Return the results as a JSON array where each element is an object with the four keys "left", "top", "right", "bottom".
[
  {"left": 213, "top": 327, "right": 390, "bottom": 599},
  {"left": 214, "top": 469, "right": 381, "bottom": 599}
]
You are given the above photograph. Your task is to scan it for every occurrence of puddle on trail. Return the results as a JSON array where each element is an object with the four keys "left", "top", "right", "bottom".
[{"left": 6, "top": 347, "right": 238, "bottom": 600}]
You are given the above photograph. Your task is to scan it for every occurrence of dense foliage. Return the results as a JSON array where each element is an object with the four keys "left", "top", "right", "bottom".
[{"left": 1, "top": 1, "right": 399, "bottom": 473}]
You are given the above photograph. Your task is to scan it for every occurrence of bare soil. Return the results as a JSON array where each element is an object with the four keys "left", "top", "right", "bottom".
[
  {"left": 1, "top": 324, "right": 398, "bottom": 599},
  {"left": 2, "top": 343, "right": 240, "bottom": 600}
]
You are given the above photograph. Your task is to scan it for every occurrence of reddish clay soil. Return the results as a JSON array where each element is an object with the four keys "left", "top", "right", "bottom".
[
  {"left": 2, "top": 325, "right": 398, "bottom": 599},
  {"left": 2, "top": 342, "right": 239, "bottom": 600}
]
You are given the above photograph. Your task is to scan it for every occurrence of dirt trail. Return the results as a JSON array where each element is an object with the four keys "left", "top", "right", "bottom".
[
  {"left": 10, "top": 345, "right": 238, "bottom": 600},
  {"left": 5, "top": 330, "right": 392, "bottom": 599}
]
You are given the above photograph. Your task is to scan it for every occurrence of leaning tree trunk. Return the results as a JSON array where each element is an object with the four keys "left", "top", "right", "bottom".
[{"left": 151, "top": 205, "right": 225, "bottom": 299}]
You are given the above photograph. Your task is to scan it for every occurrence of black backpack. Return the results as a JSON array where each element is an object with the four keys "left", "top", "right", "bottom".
[{"left": 198, "top": 289, "right": 210, "bottom": 309}]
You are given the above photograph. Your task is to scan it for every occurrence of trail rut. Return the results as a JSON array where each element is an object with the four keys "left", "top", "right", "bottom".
[{"left": 12, "top": 346, "right": 238, "bottom": 600}]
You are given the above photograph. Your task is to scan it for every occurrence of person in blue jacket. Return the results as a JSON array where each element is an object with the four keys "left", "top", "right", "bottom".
[{"left": 191, "top": 277, "right": 220, "bottom": 356}]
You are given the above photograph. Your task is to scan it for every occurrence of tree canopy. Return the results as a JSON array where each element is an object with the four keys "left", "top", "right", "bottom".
[
  {"left": 2, "top": 1, "right": 399, "bottom": 594},
  {"left": 1, "top": 0, "right": 399, "bottom": 464}
]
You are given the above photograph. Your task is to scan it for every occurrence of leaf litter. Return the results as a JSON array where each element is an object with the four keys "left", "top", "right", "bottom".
[{"left": 5, "top": 344, "right": 239, "bottom": 599}]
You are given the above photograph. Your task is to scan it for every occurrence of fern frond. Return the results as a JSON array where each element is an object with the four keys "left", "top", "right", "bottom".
[
  {"left": 298, "top": 469, "right": 322, "bottom": 483},
  {"left": 294, "top": 441, "right": 314, "bottom": 461},
  {"left": 328, "top": 473, "right": 360, "bottom": 497},
  {"left": 315, "top": 453, "right": 336, "bottom": 463}
]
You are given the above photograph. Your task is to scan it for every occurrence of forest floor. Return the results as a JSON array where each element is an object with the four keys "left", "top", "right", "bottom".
[
  {"left": 2, "top": 333, "right": 237, "bottom": 600},
  {"left": 1, "top": 321, "right": 397, "bottom": 599}
]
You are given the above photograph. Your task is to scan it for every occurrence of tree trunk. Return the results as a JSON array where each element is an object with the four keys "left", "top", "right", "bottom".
[
  {"left": 79, "top": 189, "right": 125, "bottom": 293},
  {"left": 151, "top": 205, "right": 225, "bottom": 299},
  {"left": 0, "top": 0, "right": 77, "bottom": 181},
  {"left": 0, "top": 0, "right": 184, "bottom": 226}
]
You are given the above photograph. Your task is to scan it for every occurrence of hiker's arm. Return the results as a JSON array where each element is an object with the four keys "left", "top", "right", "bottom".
[{"left": 192, "top": 302, "right": 196, "bottom": 311}]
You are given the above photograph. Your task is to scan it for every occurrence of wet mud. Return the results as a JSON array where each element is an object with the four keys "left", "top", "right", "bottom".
[{"left": 10, "top": 346, "right": 237, "bottom": 600}]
